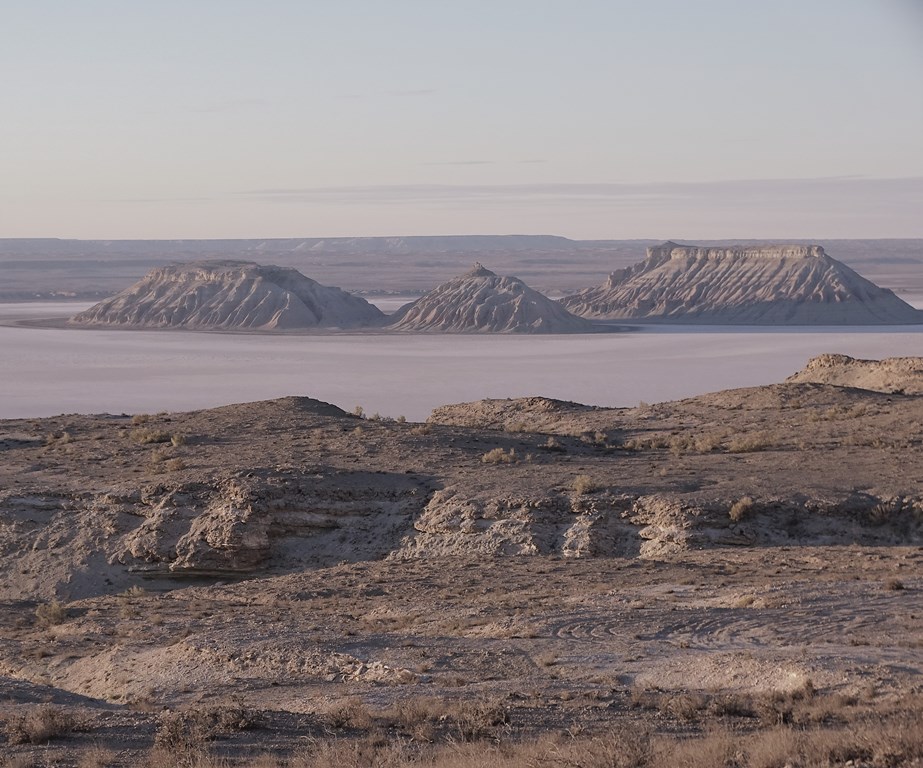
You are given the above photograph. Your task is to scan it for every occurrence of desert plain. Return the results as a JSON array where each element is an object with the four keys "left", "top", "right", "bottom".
[{"left": 1, "top": 351, "right": 922, "bottom": 767}]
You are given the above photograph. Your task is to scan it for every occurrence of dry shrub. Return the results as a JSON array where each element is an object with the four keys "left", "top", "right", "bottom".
[
  {"left": 728, "top": 432, "right": 775, "bottom": 453},
  {"left": 729, "top": 496, "right": 754, "bottom": 522},
  {"left": 540, "top": 436, "right": 565, "bottom": 453},
  {"left": 44, "top": 430, "right": 73, "bottom": 446},
  {"left": 451, "top": 698, "right": 509, "bottom": 742},
  {"left": 410, "top": 424, "right": 432, "bottom": 436},
  {"left": 481, "top": 447, "right": 517, "bottom": 464},
  {"left": 3, "top": 705, "right": 79, "bottom": 744},
  {"left": 76, "top": 746, "right": 119, "bottom": 768},
  {"left": 154, "top": 705, "right": 262, "bottom": 755},
  {"left": 324, "top": 697, "right": 374, "bottom": 730},
  {"left": 572, "top": 474, "right": 598, "bottom": 495},
  {"left": 131, "top": 428, "right": 172, "bottom": 445},
  {"left": 165, "top": 457, "right": 187, "bottom": 472},
  {"left": 663, "top": 692, "right": 708, "bottom": 721},
  {"left": 655, "top": 729, "right": 738, "bottom": 768},
  {"left": 34, "top": 599, "right": 68, "bottom": 627}
]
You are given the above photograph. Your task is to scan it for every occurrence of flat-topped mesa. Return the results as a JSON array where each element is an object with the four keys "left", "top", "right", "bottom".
[
  {"left": 563, "top": 241, "right": 922, "bottom": 325},
  {"left": 386, "top": 264, "right": 598, "bottom": 333},
  {"left": 69, "top": 260, "right": 384, "bottom": 330},
  {"left": 649, "top": 241, "right": 828, "bottom": 262}
]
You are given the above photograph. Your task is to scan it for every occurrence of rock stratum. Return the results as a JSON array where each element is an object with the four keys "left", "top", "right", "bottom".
[
  {"left": 561, "top": 242, "right": 922, "bottom": 324},
  {"left": 69, "top": 260, "right": 384, "bottom": 330},
  {"left": 786, "top": 353, "right": 923, "bottom": 394},
  {"left": 386, "top": 263, "right": 597, "bottom": 333}
]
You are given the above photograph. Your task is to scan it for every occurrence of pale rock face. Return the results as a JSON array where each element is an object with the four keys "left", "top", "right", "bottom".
[
  {"left": 386, "top": 263, "right": 597, "bottom": 333},
  {"left": 786, "top": 354, "right": 923, "bottom": 394},
  {"left": 561, "top": 242, "right": 922, "bottom": 324},
  {"left": 70, "top": 260, "right": 384, "bottom": 330}
]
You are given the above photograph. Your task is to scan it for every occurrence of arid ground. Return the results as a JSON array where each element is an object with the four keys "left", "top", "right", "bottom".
[{"left": 1, "top": 357, "right": 921, "bottom": 766}]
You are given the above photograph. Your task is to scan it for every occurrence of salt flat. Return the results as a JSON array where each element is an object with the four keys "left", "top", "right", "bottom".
[{"left": 1, "top": 302, "right": 921, "bottom": 420}]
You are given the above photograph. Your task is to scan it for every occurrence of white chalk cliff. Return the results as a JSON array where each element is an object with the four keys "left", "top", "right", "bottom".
[
  {"left": 70, "top": 261, "right": 384, "bottom": 330},
  {"left": 560, "top": 242, "right": 922, "bottom": 324},
  {"left": 386, "top": 263, "right": 597, "bottom": 333}
]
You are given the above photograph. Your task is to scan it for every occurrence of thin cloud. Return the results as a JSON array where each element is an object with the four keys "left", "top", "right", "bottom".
[
  {"left": 189, "top": 98, "right": 268, "bottom": 114},
  {"left": 239, "top": 177, "right": 923, "bottom": 206},
  {"left": 422, "top": 160, "right": 495, "bottom": 166}
]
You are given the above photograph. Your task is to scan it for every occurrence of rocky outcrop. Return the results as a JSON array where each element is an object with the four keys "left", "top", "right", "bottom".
[
  {"left": 386, "top": 264, "right": 598, "bottom": 333},
  {"left": 786, "top": 354, "right": 923, "bottom": 394},
  {"left": 70, "top": 260, "right": 384, "bottom": 330},
  {"left": 561, "top": 242, "right": 922, "bottom": 324}
]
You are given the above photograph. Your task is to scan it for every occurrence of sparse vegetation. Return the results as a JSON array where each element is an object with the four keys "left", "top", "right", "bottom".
[
  {"left": 481, "top": 447, "right": 518, "bottom": 464},
  {"left": 727, "top": 432, "right": 775, "bottom": 453},
  {"left": 729, "top": 495, "right": 754, "bottom": 522},
  {"left": 131, "top": 428, "right": 172, "bottom": 445},
  {"left": 572, "top": 474, "right": 598, "bottom": 495},
  {"left": 34, "top": 599, "right": 68, "bottom": 627},
  {"left": 3, "top": 705, "right": 79, "bottom": 744},
  {"left": 539, "top": 436, "right": 565, "bottom": 453},
  {"left": 44, "top": 430, "right": 73, "bottom": 446}
]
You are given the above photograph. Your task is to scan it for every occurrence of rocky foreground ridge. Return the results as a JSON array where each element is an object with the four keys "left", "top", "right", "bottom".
[
  {"left": 561, "top": 241, "right": 922, "bottom": 324},
  {"left": 386, "top": 263, "right": 596, "bottom": 333},
  {"left": 69, "top": 261, "right": 384, "bottom": 330},
  {"left": 1, "top": 357, "right": 922, "bottom": 601},
  {"left": 786, "top": 353, "right": 923, "bottom": 394}
]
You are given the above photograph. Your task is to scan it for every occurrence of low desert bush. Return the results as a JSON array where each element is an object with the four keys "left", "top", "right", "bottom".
[
  {"left": 410, "top": 424, "right": 432, "bottom": 436},
  {"left": 451, "top": 698, "right": 510, "bottom": 742},
  {"left": 572, "top": 474, "right": 599, "bottom": 495},
  {"left": 35, "top": 599, "right": 68, "bottom": 627},
  {"left": 481, "top": 447, "right": 517, "bottom": 464},
  {"left": 44, "top": 430, "right": 73, "bottom": 446},
  {"left": 324, "top": 697, "right": 375, "bottom": 730},
  {"left": 154, "top": 704, "right": 262, "bottom": 756},
  {"left": 76, "top": 746, "right": 119, "bottom": 768},
  {"left": 540, "top": 436, "right": 566, "bottom": 453},
  {"left": 3, "top": 705, "right": 79, "bottom": 744},
  {"left": 132, "top": 428, "right": 172, "bottom": 445},
  {"left": 729, "top": 496, "right": 754, "bottom": 522},
  {"left": 728, "top": 432, "right": 775, "bottom": 453}
]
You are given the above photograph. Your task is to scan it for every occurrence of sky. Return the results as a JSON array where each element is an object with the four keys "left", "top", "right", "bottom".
[{"left": 1, "top": 0, "right": 921, "bottom": 240}]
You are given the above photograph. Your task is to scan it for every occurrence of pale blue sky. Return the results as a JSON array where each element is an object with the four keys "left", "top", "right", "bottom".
[{"left": 1, "top": 0, "right": 921, "bottom": 239}]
